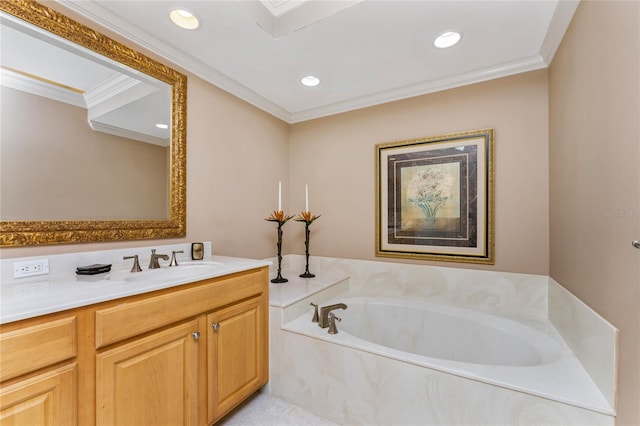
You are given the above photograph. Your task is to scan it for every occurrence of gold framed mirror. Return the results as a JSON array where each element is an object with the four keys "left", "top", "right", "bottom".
[{"left": 0, "top": 0, "right": 187, "bottom": 247}]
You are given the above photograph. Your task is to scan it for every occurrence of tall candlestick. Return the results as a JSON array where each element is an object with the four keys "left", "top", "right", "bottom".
[
  {"left": 295, "top": 211, "right": 320, "bottom": 278},
  {"left": 278, "top": 181, "right": 282, "bottom": 212},
  {"left": 305, "top": 184, "right": 309, "bottom": 212}
]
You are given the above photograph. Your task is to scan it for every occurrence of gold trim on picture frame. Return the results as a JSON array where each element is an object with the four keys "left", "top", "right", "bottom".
[
  {"left": 375, "top": 129, "right": 494, "bottom": 264},
  {"left": 0, "top": 0, "right": 187, "bottom": 247}
]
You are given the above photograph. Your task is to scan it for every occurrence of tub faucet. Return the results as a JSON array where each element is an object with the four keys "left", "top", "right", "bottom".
[
  {"left": 328, "top": 312, "right": 342, "bottom": 334},
  {"left": 310, "top": 302, "right": 319, "bottom": 323},
  {"left": 148, "top": 249, "right": 169, "bottom": 269},
  {"left": 318, "top": 303, "right": 347, "bottom": 328}
]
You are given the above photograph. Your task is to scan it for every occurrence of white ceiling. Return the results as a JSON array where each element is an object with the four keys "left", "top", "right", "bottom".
[{"left": 60, "top": 0, "right": 579, "bottom": 123}]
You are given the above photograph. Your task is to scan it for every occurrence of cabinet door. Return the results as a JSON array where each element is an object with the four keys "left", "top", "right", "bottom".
[
  {"left": 96, "top": 320, "right": 200, "bottom": 426},
  {"left": 207, "top": 296, "right": 266, "bottom": 424},
  {"left": 0, "top": 364, "right": 77, "bottom": 426}
]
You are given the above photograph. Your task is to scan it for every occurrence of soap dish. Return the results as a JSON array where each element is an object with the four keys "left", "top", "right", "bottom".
[{"left": 76, "top": 263, "right": 112, "bottom": 275}]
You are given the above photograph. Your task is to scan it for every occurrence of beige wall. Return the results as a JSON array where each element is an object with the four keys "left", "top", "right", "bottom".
[
  {"left": 184, "top": 76, "right": 290, "bottom": 259},
  {"left": 549, "top": 1, "right": 640, "bottom": 425},
  {"left": 288, "top": 70, "right": 550, "bottom": 274}
]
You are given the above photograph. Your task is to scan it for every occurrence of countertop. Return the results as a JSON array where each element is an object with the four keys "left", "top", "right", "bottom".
[{"left": 1, "top": 255, "right": 270, "bottom": 324}]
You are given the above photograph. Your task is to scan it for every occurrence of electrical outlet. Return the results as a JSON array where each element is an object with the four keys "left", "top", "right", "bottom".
[{"left": 13, "top": 259, "right": 49, "bottom": 278}]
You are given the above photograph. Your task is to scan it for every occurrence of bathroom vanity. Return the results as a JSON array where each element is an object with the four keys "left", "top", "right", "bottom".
[{"left": 0, "top": 248, "right": 270, "bottom": 426}]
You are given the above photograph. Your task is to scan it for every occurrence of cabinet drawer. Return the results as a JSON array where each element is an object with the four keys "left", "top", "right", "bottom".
[
  {"left": 95, "top": 267, "right": 267, "bottom": 348},
  {"left": 0, "top": 363, "right": 77, "bottom": 426},
  {"left": 0, "top": 316, "right": 77, "bottom": 382}
]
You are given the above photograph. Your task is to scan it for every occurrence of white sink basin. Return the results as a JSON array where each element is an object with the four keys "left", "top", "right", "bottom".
[{"left": 123, "top": 261, "right": 223, "bottom": 282}]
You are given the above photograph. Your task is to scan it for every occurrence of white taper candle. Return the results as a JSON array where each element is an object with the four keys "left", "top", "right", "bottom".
[
  {"left": 278, "top": 181, "right": 282, "bottom": 211},
  {"left": 305, "top": 184, "right": 309, "bottom": 212}
]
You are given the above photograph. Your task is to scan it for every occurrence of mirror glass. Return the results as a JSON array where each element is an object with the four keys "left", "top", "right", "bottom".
[{"left": 0, "top": 1, "right": 186, "bottom": 246}]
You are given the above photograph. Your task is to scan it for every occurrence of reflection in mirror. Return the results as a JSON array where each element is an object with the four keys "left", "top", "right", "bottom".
[
  {"left": 1, "top": 14, "right": 171, "bottom": 221},
  {"left": 0, "top": 0, "right": 186, "bottom": 246}
]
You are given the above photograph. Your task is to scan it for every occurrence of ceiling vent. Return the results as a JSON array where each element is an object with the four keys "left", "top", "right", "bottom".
[{"left": 234, "top": 0, "right": 364, "bottom": 39}]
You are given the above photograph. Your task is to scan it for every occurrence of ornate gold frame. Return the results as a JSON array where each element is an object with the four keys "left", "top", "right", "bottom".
[
  {"left": 375, "top": 129, "right": 495, "bottom": 264},
  {"left": 0, "top": 0, "right": 187, "bottom": 246}
]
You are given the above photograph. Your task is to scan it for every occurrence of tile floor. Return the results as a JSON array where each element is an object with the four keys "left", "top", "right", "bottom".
[{"left": 217, "top": 390, "right": 337, "bottom": 426}]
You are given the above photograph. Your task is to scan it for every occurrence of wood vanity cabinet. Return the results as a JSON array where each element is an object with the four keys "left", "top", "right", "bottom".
[
  {"left": 0, "top": 266, "right": 269, "bottom": 426},
  {"left": 0, "top": 314, "right": 78, "bottom": 426},
  {"left": 95, "top": 319, "right": 201, "bottom": 426},
  {"left": 207, "top": 295, "right": 266, "bottom": 424}
]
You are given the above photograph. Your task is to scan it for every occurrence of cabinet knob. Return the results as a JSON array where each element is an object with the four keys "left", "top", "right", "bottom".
[
  {"left": 192, "top": 331, "right": 200, "bottom": 340},
  {"left": 212, "top": 323, "right": 220, "bottom": 331}
]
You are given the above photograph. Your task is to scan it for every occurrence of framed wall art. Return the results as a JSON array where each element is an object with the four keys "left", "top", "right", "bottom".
[{"left": 375, "top": 129, "right": 494, "bottom": 264}]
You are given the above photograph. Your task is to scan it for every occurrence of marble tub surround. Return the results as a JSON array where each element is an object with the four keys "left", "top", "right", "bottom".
[
  {"left": 271, "top": 315, "right": 614, "bottom": 426},
  {"left": 549, "top": 278, "right": 619, "bottom": 409},
  {"left": 0, "top": 242, "right": 270, "bottom": 324},
  {"left": 279, "top": 297, "right": 613, "bottom": 417},
  {"left": 268, "top": 266, "right": 350, "bottom": 323},
  {"left": 268, "top": 255, "right": 617, "bottom": 425},
  {"left": 278, "top": 255, "right": 548, "bottom": 323}
]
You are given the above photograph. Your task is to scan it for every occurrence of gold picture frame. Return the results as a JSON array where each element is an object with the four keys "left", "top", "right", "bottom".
[{"left": 375, "top": 129, "right": 494, "bottom": 264}]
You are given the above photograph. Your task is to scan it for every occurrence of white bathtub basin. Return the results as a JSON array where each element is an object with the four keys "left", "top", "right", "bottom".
[{"left": 337, "top": 298, "right": 561, "bottom": 366}]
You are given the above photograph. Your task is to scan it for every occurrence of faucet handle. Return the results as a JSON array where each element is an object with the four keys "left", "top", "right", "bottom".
[
  {"left": 123, "top": 255, "right": 142, "bottom": 272},
  {"left": 169, "top": 250, "right": 184, "bottom": 267},
  {"left": 328, "top": 312, "right": 341, "bottom": 334},
  {"left": 310, "top": 302, "right": 319, "bottom": 323}
]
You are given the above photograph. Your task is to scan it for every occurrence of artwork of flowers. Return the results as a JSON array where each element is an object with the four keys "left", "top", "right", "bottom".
[
  {"left": 404, "top": 163, "right": 460, "bottom": 228},
  {"left": 375, "top": 129, "right": 494, "bottom": 264}
]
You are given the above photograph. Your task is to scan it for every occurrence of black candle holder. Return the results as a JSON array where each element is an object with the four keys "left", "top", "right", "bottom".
[
  {"left": 266, "top": 210, "right": 292, "bottom": 283},
  {"left": 295, "top": 212, "right": 320, "bottom": 278}
]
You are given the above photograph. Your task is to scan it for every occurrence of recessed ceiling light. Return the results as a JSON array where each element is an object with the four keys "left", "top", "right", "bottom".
[
  {"left": 301, "top": 76, "right": 320, "bottom": 87},
  {"left": 170, "top": 9, "right": 199, "bottom": 30},
  {"left": 434, "top": 31, "right": 462, "bottom": 49},
  {"left": 156, "top": 123, "right": 169, "bottom": 129}
]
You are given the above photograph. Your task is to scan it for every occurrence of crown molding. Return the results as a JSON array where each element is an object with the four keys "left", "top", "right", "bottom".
[
  {"left": 0, "top": 67, "right": 85, "bottom": 107},
  {"left": 540, "top": 0, "right": 580, "bottom": 65},
  {"left": 289, "top": 55, "right": 548, "bottom": 123},
  {"left": 83, "top": 73, "right": 140, "bottom": 110},
  {"left": 89, "top": 120, "right": 169, "bottom": 146}
]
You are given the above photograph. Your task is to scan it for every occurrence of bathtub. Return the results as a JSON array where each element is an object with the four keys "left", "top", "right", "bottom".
[
  {"left": 335, "top": 297, "right": 560, "bottom": 367},
  {"left": 274, "top": 293, "right": 614, "bottom": 425}
]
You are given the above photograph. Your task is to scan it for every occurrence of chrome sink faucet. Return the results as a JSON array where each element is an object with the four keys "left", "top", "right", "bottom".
[
  {"left": 148, "top": 249, "right": 169, "bottom": 269},
  {"left": 318, "top": 303, "right": 347, "bottom": 328}
]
